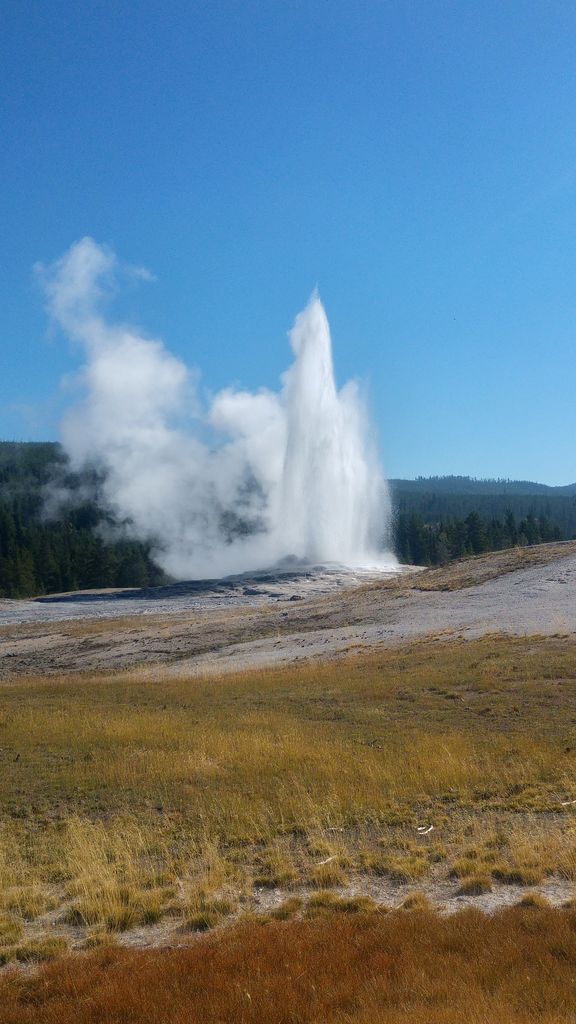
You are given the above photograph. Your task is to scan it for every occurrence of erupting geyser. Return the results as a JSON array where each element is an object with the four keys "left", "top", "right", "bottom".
[
  {"left": 40, "top": 238, "right": 394, "bottom": 578},
  {"left": 280, "top": 295, "right": 385, "bottom": 565}
]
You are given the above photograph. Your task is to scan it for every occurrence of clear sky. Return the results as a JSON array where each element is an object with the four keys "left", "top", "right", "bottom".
[{"left": 1, "top": 0, "right": 575, "bottom": 484}]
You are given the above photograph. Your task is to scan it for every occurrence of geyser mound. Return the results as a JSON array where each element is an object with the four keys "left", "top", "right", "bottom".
[{"left": 40, "top": 238, "right": 395, "bottom": 578}]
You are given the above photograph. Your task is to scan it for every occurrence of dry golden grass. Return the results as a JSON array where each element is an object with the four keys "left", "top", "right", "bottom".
[
  {"left": 456, "top": 875, "right": 492, "bottom": 896},
  {"left": 1, "top": 634, "right": 576, "bottom": 952},
  {"left": 400, "top": 890, "right": 434, "bottom": 911},
  {"left": 0, "top": 934, "right": 68, "bottom": 967},
  {"left": 268, "top": 895, "right": 302, "bottom": 919},
  {"left": 182, "top": 892, "right": 237, "bottom": 932},
  {"left": 3, "top": 906, "right": 576, "bottom": 1022},
  {"left": 305, "top": 890, "right": 381, "bottom": 916},
  {"left": 0, "top": 917, "right": 21, "bottom": 948},
  {"left": 518, "top": 890, "right": 551, "bottom": 909},
  {"left": 309, "top": 859, "right": 348, "bottom": 888},
  {"left": 396, "top": 540, "right": 576, "bottom": 591}
]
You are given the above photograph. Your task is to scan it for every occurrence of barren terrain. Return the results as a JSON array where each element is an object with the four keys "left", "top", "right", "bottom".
[{"left": 1, "top": 541, "right": 574, "bottom": 679}]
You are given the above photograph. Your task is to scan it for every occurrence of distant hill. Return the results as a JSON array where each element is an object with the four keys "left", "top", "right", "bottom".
[
  {"left": 3, "top": 445, "right": 574, "bottom": 497},
  {"left": 390, "top": 475, "right": 576, "bottom": 497},
  {"left": 0, "top": 440, "right": 63, "bottom": 483},
  {"left": 388, "top": 476, "right": 576, "bottom": 540}
]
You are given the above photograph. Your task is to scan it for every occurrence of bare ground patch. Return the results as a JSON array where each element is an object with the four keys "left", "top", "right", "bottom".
[{"left": 0, "top": 542, "right": 575, "bottom": 680}]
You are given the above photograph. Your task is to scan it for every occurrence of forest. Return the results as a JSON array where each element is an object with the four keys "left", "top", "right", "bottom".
[
  {"left": 1, "top": 441, "right": 575, "bottom": 598},
  {"left": 393, "top": 508, "right": 562, "bottom": 566},
  {"left": 0, "top": 442, "right": 166, "bottom": 598}
]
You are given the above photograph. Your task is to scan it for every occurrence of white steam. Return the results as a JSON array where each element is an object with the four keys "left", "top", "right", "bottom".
[{"left": 39, "top": 238, "right": 393, "bottom": 578}]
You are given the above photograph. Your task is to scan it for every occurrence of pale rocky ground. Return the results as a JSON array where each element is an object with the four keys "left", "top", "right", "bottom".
[
  {"left": 162, "top": 548, "right": 576, "bottom": 679},
  {"left": 20, "top": 877, "right": 576, "bottom": 957},
  {"left": 0, "top": 541, "right": 575, "bottom": 680}
]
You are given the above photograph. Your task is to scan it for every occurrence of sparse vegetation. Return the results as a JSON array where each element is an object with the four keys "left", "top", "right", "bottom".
[
  {"left": 1, "top": 634, "right": 576, "bottom": 963},
  {"left": 457, "top": 874, "right": 492, "bottom": 896},
  {"left": 400, "top": 889, "right": 434, "bottom": 911}
]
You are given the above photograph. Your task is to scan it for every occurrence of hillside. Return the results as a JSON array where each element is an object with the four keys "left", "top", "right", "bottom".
[{"left": 390, "top": 474, "right": 576, "bottom": 496}]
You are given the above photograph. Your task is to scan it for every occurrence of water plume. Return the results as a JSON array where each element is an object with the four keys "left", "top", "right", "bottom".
[
  {"left": 39, "top": 238, "right": 393, "bottom": 578},
  {"left": 280, "top": 296, "right": 385, "bottom": 564}
]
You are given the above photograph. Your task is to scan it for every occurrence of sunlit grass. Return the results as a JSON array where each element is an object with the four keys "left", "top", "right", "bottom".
[
  {"left": 3, "top": 905, "right": 576, "bottom": 1022},
  {"left": 1, "top": 634, "right": 576, "bottom": 947}
]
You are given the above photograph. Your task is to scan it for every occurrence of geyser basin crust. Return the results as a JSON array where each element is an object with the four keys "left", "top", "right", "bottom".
[
  {"left": 1, "top": 543, "right": 575, "bottom": 678},
  {"left": 0, "top": 562, "right": 403, "bottom": 626}
]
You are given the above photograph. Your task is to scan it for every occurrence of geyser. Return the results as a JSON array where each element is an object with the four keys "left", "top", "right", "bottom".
[
  {"left": 280, "top": 296, "right": 385, "bottom": 565},
  {"left": 40, "top": 238, "right": 394, "bottom": 578}
]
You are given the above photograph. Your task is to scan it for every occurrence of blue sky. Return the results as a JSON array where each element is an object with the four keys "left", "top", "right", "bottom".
[{"left": 1, "top": 0, "right": 575, "bottom": 484}]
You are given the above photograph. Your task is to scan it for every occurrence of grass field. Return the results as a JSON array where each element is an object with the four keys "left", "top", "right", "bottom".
[
  {"left": 2, "top": 904, "right": 576, "bottom": 1022},
  {"left": 0, "top": 633, "right": 576, "bottom": 965}
]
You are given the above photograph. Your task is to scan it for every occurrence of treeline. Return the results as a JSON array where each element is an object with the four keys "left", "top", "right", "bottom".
[
  {"left": 394, "top": 510, "right": 563, "bottom": 566},
  {"left": 0, "top": 500, "right": 167, "bottom": 598},
  {"left": 389, "top": 489, "right": 576, "bottom": 540},
  {"left": 390, "top": 475, "right": 576, "bottom": 496},
  {"left": 0, "top": 443, "right": 166, "bottom": 598}
]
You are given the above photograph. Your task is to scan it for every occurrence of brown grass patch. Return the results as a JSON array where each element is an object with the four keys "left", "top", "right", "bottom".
[{"left": 2, "top": 907, "right": 576, "bottom": 1022}]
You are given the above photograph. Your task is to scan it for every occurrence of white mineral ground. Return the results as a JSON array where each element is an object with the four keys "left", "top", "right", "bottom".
[{"left": 0, "top": 542, "right": 574, "bottom": 678}]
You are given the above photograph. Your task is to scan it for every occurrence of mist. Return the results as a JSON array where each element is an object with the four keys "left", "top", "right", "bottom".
[{"left": 39, "top": 238, "right": 393, "bottom": 579}]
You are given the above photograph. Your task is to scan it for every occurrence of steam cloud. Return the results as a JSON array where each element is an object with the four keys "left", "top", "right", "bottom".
[{"left": 39, "top": 238, "right": 393, "bottom": 579}]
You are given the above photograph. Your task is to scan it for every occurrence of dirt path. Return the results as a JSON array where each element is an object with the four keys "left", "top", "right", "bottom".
[{"left": 1, "top": 542, "right": 575, "bottom": 679}]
